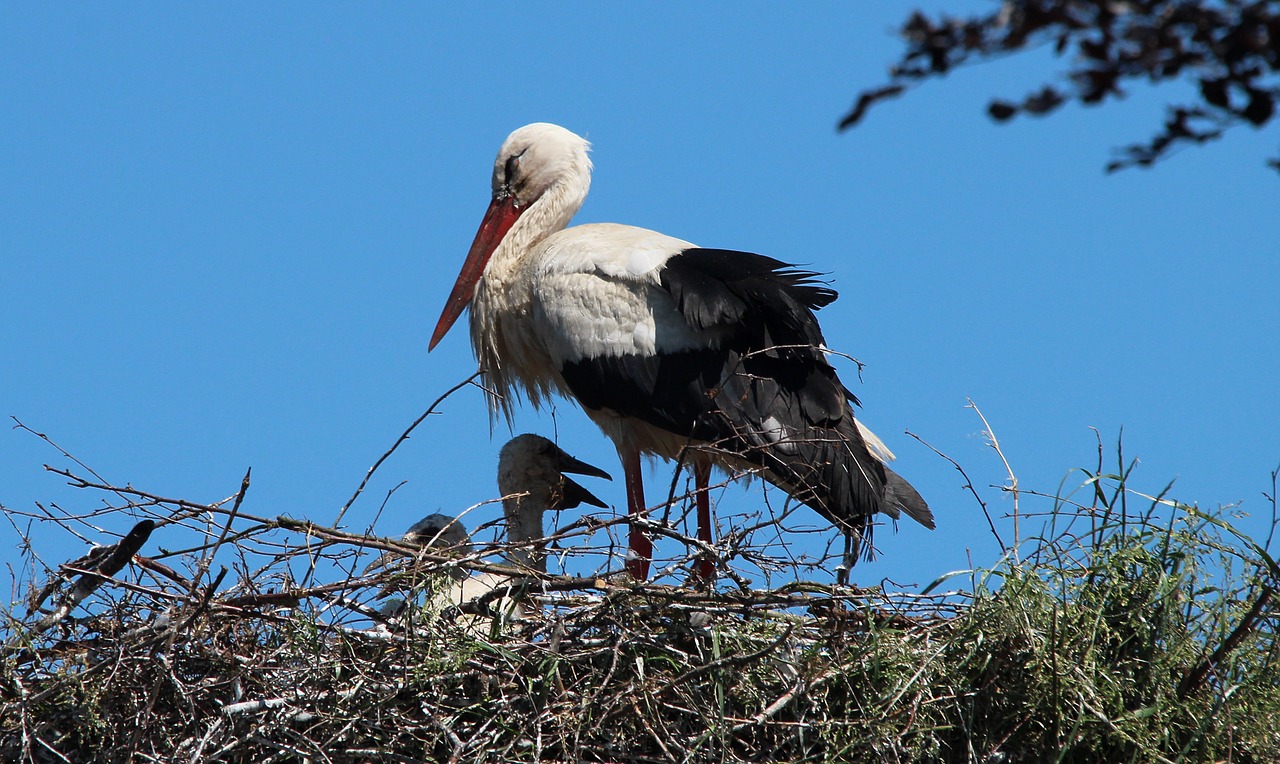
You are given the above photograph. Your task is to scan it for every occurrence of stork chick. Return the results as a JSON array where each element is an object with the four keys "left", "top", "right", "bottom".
[
  {"left": 401, "top": 435, "right": 609, "bottom": 626},
  {"left": 497, "top": 433, "right": 610, "bottom": 573}
]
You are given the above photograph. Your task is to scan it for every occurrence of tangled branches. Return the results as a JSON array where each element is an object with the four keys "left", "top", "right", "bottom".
[
  {"left": 1, "top": 459, "right": 959, "bottom": 763},
  {"left": 2, "top": 401, "right": 1278, "bottom": 762},
  {"left": 843, "top": 1, "right": 1280, "bottom": 173}
]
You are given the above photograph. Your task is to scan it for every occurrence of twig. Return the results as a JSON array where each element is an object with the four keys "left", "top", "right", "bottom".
[
  {"left": 1264, "top": 462, "right": 1278, "bottom": 554},
  {"left": 906, "top": 429, "right": 1006, "bottom": 554},
  {"left": 190, "top": 468, "right": 250, "bottom": 595},
  {"left": 333, "top": 371, "right": 482, "bottom": 526},
  {"left": 221, "top": 698, "right": 292, "bottom": 717},
  {"left": 731, "top": 679, "right": 804, "bottom": 732},
  {"left": 967, "top": 399, "right": 1019, "bottom": 556},
  {"left": 12, "top": 418, "right": 115, "bottom": 499},
  {"left": 651, "top": 625, "right": 794, "bottom": 701},
  {"left": 1177, "top": 584, "right": 1276, "bottom": 700},
  {"left": 44, "top": 466, "right": 229, "bottom": 519}
]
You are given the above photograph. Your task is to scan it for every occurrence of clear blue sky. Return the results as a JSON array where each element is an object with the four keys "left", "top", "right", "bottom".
[{"left": 3, "top": 5, "right": 1277, "bottom": 594}]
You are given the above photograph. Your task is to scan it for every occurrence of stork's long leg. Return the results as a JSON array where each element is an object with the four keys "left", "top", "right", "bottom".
[
  {"left": 838, "top": 534, "right": 853, "bottom": 586},
  {"left": 622, "top": 446, "right": 652, "bottom": 580},
  {"left": 693, "top": 460, "right": 714, "bottom": 583}
]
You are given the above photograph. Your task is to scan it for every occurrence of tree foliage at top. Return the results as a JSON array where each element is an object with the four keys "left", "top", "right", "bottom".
[{"left": 843, "top": 0, "right": 1280, "bottom": 173}]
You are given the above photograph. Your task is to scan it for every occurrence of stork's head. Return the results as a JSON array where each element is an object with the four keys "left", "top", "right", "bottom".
[
  {"left": 497, "top": 433, "right": 610, "bottom": 573},
  {"left": 498, "top": 433, "right": 610, "bottom": 516},
  {"left": 403, "top": 512, "right": 473, "bottom": 553},
  {"left": 429, "top": 123, "right": 592, "bottom": 351},
  {"left": 490, "top": 123, "right": 592, "bottom": 210}
]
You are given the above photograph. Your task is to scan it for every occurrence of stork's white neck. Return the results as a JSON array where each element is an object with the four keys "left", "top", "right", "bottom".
[
  {"left": 487, "top": 171, "right": 588, "bottom": 292},
  {"left": 502, "top": 489, "right": 550, "bottom": 573},
  {"left": 470, "top": 169, "right": 591, "bottom": 422}
]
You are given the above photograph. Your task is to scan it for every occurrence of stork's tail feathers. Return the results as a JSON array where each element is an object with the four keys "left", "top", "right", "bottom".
[{"left": 883, "top": 466, "right": 934, "bottom": 530}]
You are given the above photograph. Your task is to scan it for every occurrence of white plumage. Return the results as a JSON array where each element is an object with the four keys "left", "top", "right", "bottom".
[
  {"left": 389, "top": 434, "right": 609, "bottom": 627},
  {"left": 431, "top": 123, "right": 933, "bottom": 584}
]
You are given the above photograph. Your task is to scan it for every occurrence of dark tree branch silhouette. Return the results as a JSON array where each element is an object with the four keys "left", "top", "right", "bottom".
[{"left": 842, "top": 1, "right": 1280, "bottom": 173}]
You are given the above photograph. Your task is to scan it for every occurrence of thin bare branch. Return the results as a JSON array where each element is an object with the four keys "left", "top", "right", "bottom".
[{"left": 333, "top": 370, "right": 482, "bottom": 526}]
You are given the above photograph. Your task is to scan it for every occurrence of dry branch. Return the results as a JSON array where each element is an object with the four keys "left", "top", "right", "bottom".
[{"left": 3, "top": 411, "right": 1278, "bottom": 762}]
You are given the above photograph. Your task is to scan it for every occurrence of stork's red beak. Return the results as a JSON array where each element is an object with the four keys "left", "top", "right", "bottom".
[{"left": 429, "top": 195, "right": 524, "bottom": 351}]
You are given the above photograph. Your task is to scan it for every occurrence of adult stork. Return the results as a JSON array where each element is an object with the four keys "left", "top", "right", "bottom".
[{"left": 430, "top": 123, "right": 933, "bottom": 582}]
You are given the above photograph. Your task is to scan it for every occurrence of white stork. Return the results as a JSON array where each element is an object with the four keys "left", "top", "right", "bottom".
[
  {"left": 492, "top": 433, "right": 611, "bottom": 575},
  {"left": 429, "top": 123, "right": 933, "bottom": 583},
  {"left": 387, "top": 434, "right": 610, "bottom": 623}
]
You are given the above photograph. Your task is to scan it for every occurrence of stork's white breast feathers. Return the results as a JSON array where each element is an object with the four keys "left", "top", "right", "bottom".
[
  {"left": 532, "top": 223, "right": 715, "bottom": 363},
  {"left": 538, "top": 223, "right": 692, "bottom": 280}
]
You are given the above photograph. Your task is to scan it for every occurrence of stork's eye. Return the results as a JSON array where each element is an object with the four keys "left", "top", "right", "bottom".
[{"left": 504, "top": 152, "right": 524, "bottom": 183}]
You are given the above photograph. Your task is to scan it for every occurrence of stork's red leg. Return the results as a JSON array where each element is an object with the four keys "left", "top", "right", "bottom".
[
  {"left": 622, "top": 446, "right": 652, "bottom": 580},
  {"left": 693, "top": 460, "right": 715, "bottom": 583}
]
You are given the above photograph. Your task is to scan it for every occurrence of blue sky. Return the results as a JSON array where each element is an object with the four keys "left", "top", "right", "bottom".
[{"left": 3, "top": 5, "right": 1277, "bottom": 595}]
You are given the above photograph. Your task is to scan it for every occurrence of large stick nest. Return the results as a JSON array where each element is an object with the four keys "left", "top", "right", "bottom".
[{"left": 3, "top": 419, "right": 1279, "bottom": 762}]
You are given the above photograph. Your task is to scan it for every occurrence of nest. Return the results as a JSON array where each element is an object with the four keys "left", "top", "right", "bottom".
[{"left": 3, "top": 421, "right": 1279, "bottom": 762}]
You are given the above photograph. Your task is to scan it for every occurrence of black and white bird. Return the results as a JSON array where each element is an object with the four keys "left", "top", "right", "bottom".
[
  {"left": 430, "top": 123, "right": 933, "bottom": 582},
  {"left": 401, "top": 512, "right": 473, "bottom": 555},
  {"left": 491, "top": 433, "right": 611, "bottom": 575},
  {"left": 396, "top": 434, "right": 610, "bottom": 622}
]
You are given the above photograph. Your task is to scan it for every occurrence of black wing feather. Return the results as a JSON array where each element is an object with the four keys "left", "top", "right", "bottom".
[{"left": 562, "top": 248, "right": 928, "bottom": 561}]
